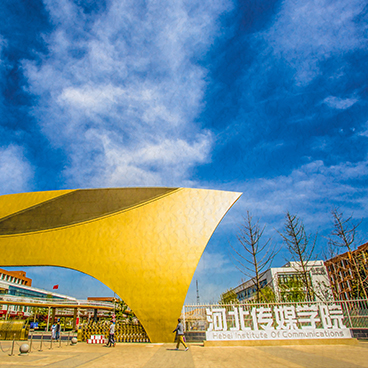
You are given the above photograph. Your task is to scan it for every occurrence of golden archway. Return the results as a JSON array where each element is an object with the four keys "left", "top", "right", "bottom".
[{"left": 0, "top": 187, "right": 241, "bottom": 342}]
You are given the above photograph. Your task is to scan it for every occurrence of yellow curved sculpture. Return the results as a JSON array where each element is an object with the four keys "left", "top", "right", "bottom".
[{"left": 0, "top": 187, "right": 241, "bottom": 342}]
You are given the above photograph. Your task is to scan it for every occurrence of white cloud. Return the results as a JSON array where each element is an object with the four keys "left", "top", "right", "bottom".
[
  {"left": 58, "top": 84, "right": 125, "bottom": 113},
  {"left": 359, "top": 122, "right": 368, "bottom": 137},
  {"left": 323, "top": 96, "right": 358, "bottom": 109},
  {"left": 262, "top": 0, "right": 368, "bottom": 85},
  {"left": 216, "top": 157, "right": 368, "bottom": 237},
  {"left": 23, "top": 0, "right": 232, "bottom": 188},
  {"left": 0, "top": 145, "right": 33, "bottom": 195},
  {"left": 59, "top": 127, "right": 212, "bottom": 188}
]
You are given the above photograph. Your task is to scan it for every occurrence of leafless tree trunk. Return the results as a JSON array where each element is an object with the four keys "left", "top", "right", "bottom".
[
  {"left": 231, "top": 211, "right": 278, "bottom": 303},
  {"left": 329, "top": 208, "right": 367, "bottom": 300},
  {"left": 279, "top": 212, "right": 316, "bottom": 301}
]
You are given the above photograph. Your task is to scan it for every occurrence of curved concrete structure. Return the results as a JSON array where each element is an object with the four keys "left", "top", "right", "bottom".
[{"left": 0, "top": 187, "right": 241, "bottom": 342}]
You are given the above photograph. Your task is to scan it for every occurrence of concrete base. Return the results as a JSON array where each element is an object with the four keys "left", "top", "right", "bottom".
[{"left": 204, "top": 338, "right": 358, "bottom": 347}]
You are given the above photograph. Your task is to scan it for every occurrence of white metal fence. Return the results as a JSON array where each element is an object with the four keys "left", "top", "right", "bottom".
[{"left": 183, "top": 299, "right": 368, "bottom": 332}]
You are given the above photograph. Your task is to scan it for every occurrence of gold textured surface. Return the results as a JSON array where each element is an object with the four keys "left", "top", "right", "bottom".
[
  {"left": 0, "top": 188, "right": 176, "bottom": 234},
  {"left": 0, "top": 187, "right": 241, "bottom": 342}
]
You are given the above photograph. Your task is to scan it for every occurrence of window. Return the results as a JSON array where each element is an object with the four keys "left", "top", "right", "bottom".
[{"left": 260, "top": 279, "right": 267, "bottom": 288}]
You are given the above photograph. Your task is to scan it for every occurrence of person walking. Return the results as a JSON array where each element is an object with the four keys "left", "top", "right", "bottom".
[
  {"left": 106, "top": 321, "right": 116, "bottom": 347},
  {"left": 51, "top": 322, "right": 56, "bottom": 340},
  {"left": 173, "top": 318, "right": 188, "bottom": 351},
  {"left": 55, "top": 320, "right": 61, "bottom": 340}
]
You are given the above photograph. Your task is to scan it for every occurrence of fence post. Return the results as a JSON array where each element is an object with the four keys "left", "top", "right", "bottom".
[
  {"left": 29, "top": 331, "right": 34, "bottom": 353},
  {"left": 9, "top": 333, "right": 15, "bottom": 356},
  {"left": 39, "top": 332, "right": 43, "bottom": 352}
]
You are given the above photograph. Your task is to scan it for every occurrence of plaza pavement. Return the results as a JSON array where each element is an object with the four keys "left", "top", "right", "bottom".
[{"left": 1, "top": 340, "right": 368, "bottom": 368}]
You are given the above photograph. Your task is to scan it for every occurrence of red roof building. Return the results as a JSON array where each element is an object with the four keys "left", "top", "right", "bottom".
[{"left": 0, "top": 268, "right": 32, "bottom": 287}]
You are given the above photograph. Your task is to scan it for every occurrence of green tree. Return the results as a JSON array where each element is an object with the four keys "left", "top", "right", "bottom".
[
  {"left": 31, "top": 306, "right": 48, "bottom": 323},
  {"left": 114, "top": 299, "right": 136, "bottom": 321},
  {"left": 257, "top": 286, "right": 277, "bottom": 303},
  {"left": 219, "top": 289, "right": 239, "bottom": 304}
]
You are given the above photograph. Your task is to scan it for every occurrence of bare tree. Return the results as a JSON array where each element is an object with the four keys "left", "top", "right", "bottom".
[
  {"left": 328, "top": 208, "right": 367, "bottom": 300},
  {"left": 230, "top": 211, "right": 278, "bottom": 303},
  {"left": 321, "top": 236, "right": 339, "bottom": 262},
  {"left": 279, "top": 212, "right": 316, "bottom": 301}
]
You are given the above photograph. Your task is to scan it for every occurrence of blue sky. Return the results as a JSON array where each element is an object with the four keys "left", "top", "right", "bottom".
[{"left": 1, "top": 0, "right": 368, "bottom": 304}]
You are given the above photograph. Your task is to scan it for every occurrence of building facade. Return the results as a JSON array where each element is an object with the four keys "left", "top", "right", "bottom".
[
  {"left": 0, "top": 268, "right": 32, "bottom": 287},
  {"left": 325, "top": 242, "right": 368, "bottom": 300},
  {"left": 0, "top": 271, "right": 77, "bottom": 318},
  {"left": 228, "top": 261, "right": 332, "bottom": 302}
]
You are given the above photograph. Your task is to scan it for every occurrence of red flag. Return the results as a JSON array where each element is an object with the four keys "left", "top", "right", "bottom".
[{"left": 53, "top": 285, "right": 59, "bottom": 289}]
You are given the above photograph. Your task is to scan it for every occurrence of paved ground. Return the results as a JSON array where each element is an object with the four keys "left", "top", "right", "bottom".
[{"left": 1, "top": 340, "right": 368, "bottom": 367}]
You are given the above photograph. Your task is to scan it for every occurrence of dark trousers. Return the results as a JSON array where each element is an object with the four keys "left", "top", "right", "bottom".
[{"left": 107, "top": 333, "right": 115, "bottom": 346}]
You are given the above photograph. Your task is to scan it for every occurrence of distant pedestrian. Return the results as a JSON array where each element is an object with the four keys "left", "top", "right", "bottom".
[
  {"left": 106, "top": 321, "right": 116, "bottom": 347},
  {"left": 51, "top": 323, "right": 56, "bottom": 340},
  {"left": 173, "top": 318, "right": 188, "bottom": 351},
  {"left": 55, "top": 321, "right": 61, "bottom": 340}
]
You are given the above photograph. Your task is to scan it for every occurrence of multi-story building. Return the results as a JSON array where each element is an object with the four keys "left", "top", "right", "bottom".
[
  {"left": 0, "top": 269, "right": 77, "bottom": 318},
  {"left": 325, "top": 242, "right": 368, "bottom": 300},
  {"left": 226, "top": 261, "right": 332, "bottom": 302},
  {"left": 0, "top": 268, "right": 32, "bottom": 287}
]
